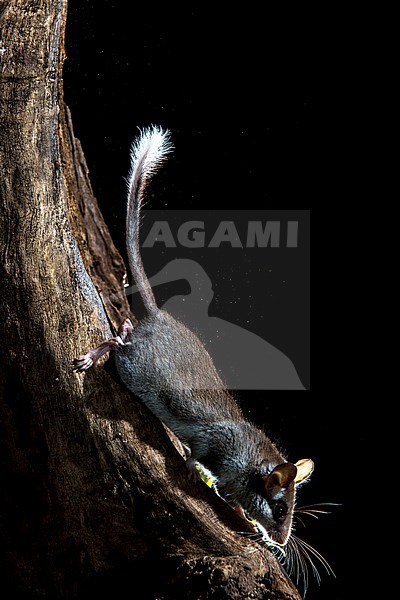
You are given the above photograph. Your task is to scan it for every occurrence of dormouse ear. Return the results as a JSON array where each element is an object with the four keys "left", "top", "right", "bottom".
[
  {"left": 294, "top": 459, "right": 314, "bottom": 485},
  {"left": 264, "top": 463, "right": 297, "bottom": 491}
]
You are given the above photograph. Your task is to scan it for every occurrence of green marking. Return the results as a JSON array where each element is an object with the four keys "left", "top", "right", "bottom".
[{"left": 195, "top": 464, "right": 215, "bottom": 488}]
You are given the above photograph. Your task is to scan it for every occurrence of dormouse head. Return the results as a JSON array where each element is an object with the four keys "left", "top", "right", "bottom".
[{"left": 250, "top": 458, "right": 314, "bottom": 545}]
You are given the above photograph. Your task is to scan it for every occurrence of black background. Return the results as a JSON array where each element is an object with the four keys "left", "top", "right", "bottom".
[
  {"left": 137, "top": 209, "right": 310, "bottom": 389},
  {"left": 64, "top": 3, "right": 347, "bottom": 598}
]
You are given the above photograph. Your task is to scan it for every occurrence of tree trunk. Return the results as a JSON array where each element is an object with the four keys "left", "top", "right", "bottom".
[{"left": 0, "top": 2, "right": 301, "bottom": 598}]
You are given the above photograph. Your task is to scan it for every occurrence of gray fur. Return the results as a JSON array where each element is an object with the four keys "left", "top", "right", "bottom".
[
  {"left": 72, "top": 128, "right": 310, "bottom": 545},
  {"left": 115, "top": 127, "right": 299, "bottom": 545}
]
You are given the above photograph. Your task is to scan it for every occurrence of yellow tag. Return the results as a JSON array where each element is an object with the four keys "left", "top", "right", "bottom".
[{"left": 196, "top": 464, "right": 214, "bottom": 488}]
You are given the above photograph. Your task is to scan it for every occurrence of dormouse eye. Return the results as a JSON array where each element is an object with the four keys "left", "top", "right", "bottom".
[{"left": 272, "top": 501, "right": 288, "bottom": 523}]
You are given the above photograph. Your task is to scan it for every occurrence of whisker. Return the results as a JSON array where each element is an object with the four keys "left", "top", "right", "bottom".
[
  {"left": 291, "top": 545, "right": 301, "bottom": 586},
  {"left": 282, "top": 533, "right": 336, "bottom": 596},
  {"left": 238, "top": 508, "right": 336, "bottom": 597},
  {"left": 284, "top": 540, "right": 294, "bottom": 580},
  {"left": 237, "top": 530, "right": 262, "bottom": 538},
  {"left": 296, "top": 503, "right": 341, "bottom": 511},
  {"left": 294, "top": 514, "right": 307, "bottom": 528},
  {"left": 295, "top": 536, "right": 321, "bottom": 586},
  {"left": 296, "top": 508, "right": 332, "bottom": 516},
  {"left": 284, "top": 541, "right": 293, "bottom": 576},
  {"left": 288, "top": 536, "right": 307, "bottom": 592},
  {"left": 293, "top": 534, "right": 335, "bottom": 578},
  {"left": 296, "top": 503, "right": 341, "bottom": 508},
  {"left": 294, "top": 537, "right": 309, "bottom": 594},
  {"left": 295, "top": 510, "right": 320, "bottom": 519}
]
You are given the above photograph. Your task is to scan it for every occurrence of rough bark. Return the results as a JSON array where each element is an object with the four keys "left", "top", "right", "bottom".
[{"left": 0, "top": 2, "right": 301, "bottom": 598}]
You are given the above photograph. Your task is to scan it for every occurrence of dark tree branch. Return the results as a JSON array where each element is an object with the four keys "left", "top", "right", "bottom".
[{"left": 0, "top": 2, "right": 301, "bottom": 598}]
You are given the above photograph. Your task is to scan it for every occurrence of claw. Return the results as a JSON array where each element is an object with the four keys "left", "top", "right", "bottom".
[
  {"left": 186, "top": 458, "right": 202, "bottom": 483},
  {"left": 72, "top": 354, "right": 94, "bottom": 372}
]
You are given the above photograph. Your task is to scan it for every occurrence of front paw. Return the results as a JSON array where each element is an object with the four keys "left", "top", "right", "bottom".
[{"left": 186, "top": 458, "right": 202, "bottom": 483}]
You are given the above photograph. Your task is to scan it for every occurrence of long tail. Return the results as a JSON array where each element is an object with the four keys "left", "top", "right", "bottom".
[{"left": 126, "top": 126, "right": 173, "bottom": 315}]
